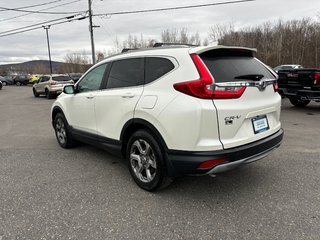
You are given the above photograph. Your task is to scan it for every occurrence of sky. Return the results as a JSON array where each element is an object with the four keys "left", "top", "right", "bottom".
[{"left": 0, "top": 0, "right": 319, "bottom": 65}]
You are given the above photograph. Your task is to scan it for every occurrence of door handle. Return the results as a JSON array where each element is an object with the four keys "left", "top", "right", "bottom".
[
  {"left": 86, "top": 95, "right": 94, "bottom": 99},
  {"left": 122, "top": 93, "right": 134, "bottom": 99}
]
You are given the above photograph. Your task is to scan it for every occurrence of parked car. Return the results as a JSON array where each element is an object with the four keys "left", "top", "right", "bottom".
[
  {"left": 13, "top": 75, "right": 31, "bottom": 86},
  {"left": 274, "top": 64, "right": 303, "bottom": 73},
  {"left": 68, "top": 73, "right": 83, "bottom": 83},
  {"left": 51, "top": 44, "right": 284, "bottom": 191},
  {"left": 0, "top": 76, "right": 4, "bottom": 89},
  {"left": 29, "top": 74, "right": 40, "bottom": 84},
  {"left": 33, "top": 74, "right": 74, "bottom": 99},
  {"left": 1, "top": 75, "right": 14, "bottom": 85},
  {"left": 278, "top": 68, "right": 320, "bottom": 106}
]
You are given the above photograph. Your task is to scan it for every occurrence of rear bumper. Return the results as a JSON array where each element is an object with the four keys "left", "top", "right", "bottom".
[
  {"left": 279, "top": 88, "right": 320, "bottom": 101},
  {"left": 166, "top": 129, "right": 284, "bottom": 176}
]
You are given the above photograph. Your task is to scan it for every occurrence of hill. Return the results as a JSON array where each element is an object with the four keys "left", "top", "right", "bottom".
[{"left": 0, "top": 60, "right": 64, "bottom": 74}]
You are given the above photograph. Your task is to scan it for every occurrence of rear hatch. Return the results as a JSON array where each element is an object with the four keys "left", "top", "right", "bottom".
[
  {"left": 196, "top": 47, "right": 281, "bottom": 149},
  {"left": 51, "top": 75, "right": 74, "bottom": 86}
]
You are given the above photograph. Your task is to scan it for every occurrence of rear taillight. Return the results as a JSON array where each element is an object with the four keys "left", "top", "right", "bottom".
[
  {"left": 173, "top": 54, "right": 246, "bottom": 99},
  {"left": 197, "top": 159, "right": 227, "bottom": 170},
  {"left": 273, "top": 81, "right": 278, "bottom": 92},
  {"left": 49, "top": 80, "right": 57, "bottom": 85},
  {"left": 314, "top": 72, "right": 320, "bottom": 86}
]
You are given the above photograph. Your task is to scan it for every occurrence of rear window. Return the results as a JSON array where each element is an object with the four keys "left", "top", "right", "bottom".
[
  {"left": 52, "top": 76, "right": 72, "bottom": 81},
  {"left": 201, "top": 56, "right": 275, "bottom": 83}
]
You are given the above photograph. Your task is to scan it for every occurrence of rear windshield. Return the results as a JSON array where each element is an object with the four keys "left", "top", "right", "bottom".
[
  {"left": 52, "top": 76, "right": 72, "bottom": 81},
  {"left": 201, "top": 56, "right": 275, "bottom": 83}
]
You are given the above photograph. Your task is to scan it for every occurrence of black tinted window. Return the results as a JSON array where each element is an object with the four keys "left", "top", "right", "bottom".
[
  {"left": 52, "top": 76, "right": 72, "bottom": 81},
  {"left": 145, "top": 57, "right": 174, "bottom": 84},
  {"left": 282, "top": 66, "right": 294, "bottom": 70},
  {"left": 107, "top": 58, "right": 144, "bottom": 89},
  {"left": 40, "top": 76, "right": 50, "bottom": 82},
  {"left": 201, "top": 56, "right": 275, "bottom": 83}
]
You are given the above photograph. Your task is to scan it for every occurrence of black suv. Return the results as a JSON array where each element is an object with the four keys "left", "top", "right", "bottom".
[{"left": 13, "top": 75, "right": 31, "bottom": 86}]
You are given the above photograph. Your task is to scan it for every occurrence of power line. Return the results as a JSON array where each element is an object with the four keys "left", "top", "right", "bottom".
[
  {"left": 0, "top": 5, "right": 85, "bottom": 15},
  {"left": 0, "top": 16, "right": 88, "bottom": 38},
  {"left": 0, "top": 0, "right": 82, "bottom": 22},
  {"left": 94, "top": 0, "right": 255, "bottom": 17},
  {"left": 0, "top": 14, "right": 86, "bottom": 35},
  {"left": 0, "top": 0, "right": 255, "bottom": 39},
  {"left": 0, "top": 0, "right": 63, "bottom": 12}
]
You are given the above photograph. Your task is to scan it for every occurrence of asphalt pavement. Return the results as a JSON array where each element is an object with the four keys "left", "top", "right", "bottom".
[{"left": 0, "top": 86, "right": 319, "bottom": 240}]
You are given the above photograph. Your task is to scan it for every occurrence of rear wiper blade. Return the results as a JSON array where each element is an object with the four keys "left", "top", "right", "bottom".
[{"left": 234, "top": 74, "right": 264, "bottom": 80}]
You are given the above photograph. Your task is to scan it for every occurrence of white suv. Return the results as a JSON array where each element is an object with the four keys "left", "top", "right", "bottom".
[
  {"left": 51, "top": 45, "right": 283, "bottom": 191},
  {"left": 33, "top": 74, "right": 74, "bottom": 99}
]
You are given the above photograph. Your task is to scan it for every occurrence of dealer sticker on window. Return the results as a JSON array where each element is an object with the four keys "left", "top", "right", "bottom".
[{"left": 252, "top": 115, "right": 269, "bottom": 134}]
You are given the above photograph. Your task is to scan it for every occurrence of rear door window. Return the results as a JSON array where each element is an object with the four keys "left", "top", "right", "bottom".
[
  {"left": 201, "top": 56, "right": 275, "bottom": 83},
  {"left": 106, "top": 58, "right": 144, "bottom": 89},
  {"left": 145, "top": 57, "right": 174, "bottom": 84}
]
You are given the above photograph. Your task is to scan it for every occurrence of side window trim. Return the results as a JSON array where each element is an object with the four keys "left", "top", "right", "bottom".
[{"left": 100, "top": 61, "right": 113, "bottom": 90}]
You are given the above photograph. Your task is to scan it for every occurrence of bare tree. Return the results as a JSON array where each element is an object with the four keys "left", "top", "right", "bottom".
[
  {"left": 209, "top": 18, "right": 320, "bottom": 68},
  {"left": 63, "top": 51, "right": 91, "bottom": 73},
  {"left": 161, "top": 28, "right": 201, "bottom": 45}
]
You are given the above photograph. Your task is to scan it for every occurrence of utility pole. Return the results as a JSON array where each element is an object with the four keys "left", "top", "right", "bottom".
[
  {"left": 88, "top": 0, "right": 95, "bottom": 64},
  {"left": 43, "top": 25, "right": 53, "bottom": 74}
]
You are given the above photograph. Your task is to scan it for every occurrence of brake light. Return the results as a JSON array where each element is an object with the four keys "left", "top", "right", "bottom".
[
  {"left": 314, "top": 72, "right": 320, "bottom": 86},
  {"left": 273, "top": 81, "right": 278, "bottom": 92},
  {"left": 197, "top": 159, "right": 227, "bottom": 170},
  {"left": 49, "top": 80, "right": 57, "bottom": 85},
  {"left": 173, "top": 54, "right": 246, "bottom": 99}
]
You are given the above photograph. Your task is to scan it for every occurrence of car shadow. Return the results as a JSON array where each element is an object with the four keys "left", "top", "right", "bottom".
[{"left": 72, "top": 143, "right": 275, "bottom": 202}]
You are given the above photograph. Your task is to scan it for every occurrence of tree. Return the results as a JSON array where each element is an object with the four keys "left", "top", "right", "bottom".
[
  {"left": 63, "top": 51, "right": 91, "bottom": 73},
  {"left": 209, "top": 18, "right": 320, "bottom": 68},
  {"left": 161, "top": 28, "right": 201, "bottom": 45}
]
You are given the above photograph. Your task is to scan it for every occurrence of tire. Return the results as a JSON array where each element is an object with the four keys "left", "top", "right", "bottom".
[
  {"left": 2, "top": 81, "right": 7, "bottom": 86},
  {"left": 53, "top": 113, "right": 77, "bottom": 148},
  {"left": 45, "top": 89, "right": 53, "bottom": 99},
  {"left": 16, "top": 81, "right": 21, "bottom": 86},
  {"left": 33, "top": 88, "right": 39, "bottom": 97},
  {"left": 127, "top": 130, "right": 173, "bottom": 191},
  {"left": 289, "top": 98, "right": 310, "bottom": 107}
]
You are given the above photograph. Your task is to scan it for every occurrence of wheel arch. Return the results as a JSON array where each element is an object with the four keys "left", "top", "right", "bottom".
[
  {"left": 120, "top": 118, "right": 169, "bottom": 157},
  {"left": 51, "top": 106, "right": 64, "bottom": 126},
  {"left": 120, "top": 118, "right": 177, "bottom": 176}
]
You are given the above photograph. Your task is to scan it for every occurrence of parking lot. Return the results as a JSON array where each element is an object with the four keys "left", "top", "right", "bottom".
[{"left": 0, "top": 86, "right": 319, "bottom": 239}]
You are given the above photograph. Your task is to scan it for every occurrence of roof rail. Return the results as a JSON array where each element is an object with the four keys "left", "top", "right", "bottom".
[
  {"left": 121, "top": 48, "right": 138, "bottom": 53},
  {"left": 153, "top": 42, "right": 199, "bottom": 48}
]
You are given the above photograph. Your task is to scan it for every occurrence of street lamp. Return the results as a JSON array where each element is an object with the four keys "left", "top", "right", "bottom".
[{"left": 43, "top": 25, "right": 53, "bottom": 74}]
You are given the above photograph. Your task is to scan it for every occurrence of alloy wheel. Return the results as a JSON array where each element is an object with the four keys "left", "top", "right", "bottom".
[
  {"left": 55, "top": 117, "right": 67, "bottom": 145},
  {"left": 130, "top": 139, "right": 157, "bottom": 183}
]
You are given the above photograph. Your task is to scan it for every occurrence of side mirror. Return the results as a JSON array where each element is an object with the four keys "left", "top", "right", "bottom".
[{"left": 63, "top": 85, "right": 75, "bottom": 94}]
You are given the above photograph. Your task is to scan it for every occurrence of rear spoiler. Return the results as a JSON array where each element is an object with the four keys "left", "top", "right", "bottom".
[{"left": 189, "top": 45, "right": 257, "bottom": 57}]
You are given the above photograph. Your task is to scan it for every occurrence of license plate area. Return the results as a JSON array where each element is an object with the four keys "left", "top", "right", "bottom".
[{"left": 252, "top": 115, "right": 269, "bottom": 134}]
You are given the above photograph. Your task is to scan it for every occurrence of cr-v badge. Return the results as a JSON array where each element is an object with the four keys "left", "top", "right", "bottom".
[{"left": 225, "top": 115, "right": 241, "bottom": 125}]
